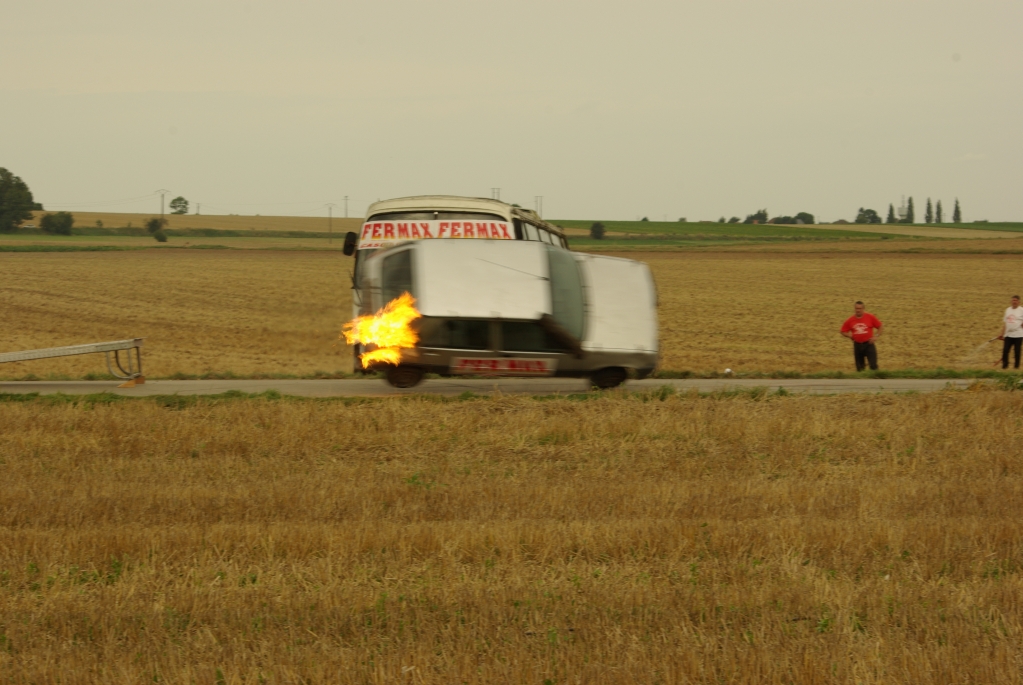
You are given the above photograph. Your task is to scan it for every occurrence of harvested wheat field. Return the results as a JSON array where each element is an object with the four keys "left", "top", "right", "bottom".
[
  {"left": 1, "top": 249, "right": 1021, "bottom": 378},
  {"left": 0, "top": 250, "right": 355, "bottom": 378},
  {"left": 1, "top": 389, "right": 1021, "bottom": 683}
]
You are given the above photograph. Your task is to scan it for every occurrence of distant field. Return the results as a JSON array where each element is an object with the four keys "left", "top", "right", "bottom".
[
  {"left": 2, "top": 248, "right": 1021, "bottom": 379},
  {"left": 2, "top": 389, "right": 1021, "bottom": 682},
  {"left": 26, "top": 210, "right": 363, "bottom": 235}
]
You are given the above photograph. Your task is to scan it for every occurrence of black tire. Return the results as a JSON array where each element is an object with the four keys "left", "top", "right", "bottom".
[
  {"left": 590, "top": 367, "right": 627, "bottom": 390},
  {"left": 385, "top": 365, "right": 425, "bottom": 388}
]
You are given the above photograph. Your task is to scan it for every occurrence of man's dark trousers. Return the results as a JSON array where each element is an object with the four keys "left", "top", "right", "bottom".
[
  {"left": 853, "top": 341, "right": 878, "bottom": 371},
  {"left": 1002, "top": 337, "right": 1022, "bottom": 369}
]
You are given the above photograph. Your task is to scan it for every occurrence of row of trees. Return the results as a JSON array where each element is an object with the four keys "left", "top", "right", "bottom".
[
  {"left": 859, "top": 198, "right": 962, "bottom": 225},
  {"left": 0, "top": 168, "right": 169, "bottom": 241}
]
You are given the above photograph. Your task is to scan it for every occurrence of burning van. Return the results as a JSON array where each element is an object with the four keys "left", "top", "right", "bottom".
[{"left": 341, "top": 196, "right": 658, "bottom": 388}]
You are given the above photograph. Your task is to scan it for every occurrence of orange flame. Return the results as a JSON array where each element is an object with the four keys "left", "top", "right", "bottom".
[{"left": 342, "top": 292, "right": 421, "bottom": 366}]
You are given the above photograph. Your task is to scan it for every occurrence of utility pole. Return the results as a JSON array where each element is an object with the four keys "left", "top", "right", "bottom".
[
  {"left": 326, "top": 203, "right": 337, "bottom": 245},
  {"left": 534, "top": 196, "right": 543, "bottom": 218},
  {"left": 344, "top": 195, "right": 349, "bottom": 218},
  {"left": 155, "top": 189, "right": 170, "bottom": 221},
  {"left": 196, "top": 203, "right": 201, "bottom": 215},
  {"left": 491, "top": 188, "right": 501, "bottom": 201}
]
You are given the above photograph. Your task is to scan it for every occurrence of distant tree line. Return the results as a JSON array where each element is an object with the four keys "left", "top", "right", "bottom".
[
  {"left": 724, "top": 209, "right": 816, "bottom": 225},
  {"left": 0, "top": 167, "right": 43, "bottom": 232},
  {"left": 873, "top": 197, "right": 962, "bottom": 224}
]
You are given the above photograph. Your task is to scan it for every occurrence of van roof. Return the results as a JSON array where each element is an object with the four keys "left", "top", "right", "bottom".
[{"left": 365, "top": 195, "right": 565, "bottom": 240}]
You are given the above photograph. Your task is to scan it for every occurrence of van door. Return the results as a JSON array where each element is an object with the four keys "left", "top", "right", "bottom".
[
  {"left": 490, "top": 319, "right": 569, "bottom": 377},
  {"left": 415, "top": 317, "right": 496, "bottom": 374}
]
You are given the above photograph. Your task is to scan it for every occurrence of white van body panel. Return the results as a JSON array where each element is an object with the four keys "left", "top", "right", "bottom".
[
  {"left": 575, "top": 254, "right": 658, "bottom": 353},
  {"left": 413, "top": 240, "right": 551, "bottom": 320}
]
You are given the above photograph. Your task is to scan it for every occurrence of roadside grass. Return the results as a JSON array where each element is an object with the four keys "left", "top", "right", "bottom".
[
  {"left": 651, "top": 367, "right": 1022, "bottom": 380},
  {"left": 1, "top": 389, "right": 1021, "bottom": 683},
  {"left": 1, "top": 367, "right": 1017, "bottom": 383}
]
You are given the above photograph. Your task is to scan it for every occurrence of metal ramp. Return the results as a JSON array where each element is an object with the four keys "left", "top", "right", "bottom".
[{"left": 0, "top": 338, "right": 145, "bottom": 387}]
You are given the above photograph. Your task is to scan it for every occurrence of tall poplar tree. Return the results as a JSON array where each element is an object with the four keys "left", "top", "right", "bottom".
[
  {"left": 925, "top": 198, "right": 933, "bottom": 223},
  {"left": 935, "top": 200, "right": 943, "bottom": 223},
  {"left": 952, "top": 198, "right": 961, "bottom": 223},
  {"left": 886, "top": 204, "right": 896, "bottom": 224},
  {"left": 903, "top": 197, "right": 915, "bottom": 223}
]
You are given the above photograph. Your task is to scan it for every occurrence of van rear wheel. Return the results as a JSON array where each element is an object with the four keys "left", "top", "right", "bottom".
[
  {"left": 590, "top": 367, "right": 627, "bottom": 390},
  {"left": 385, "top": 365, "right": 425, "bottom": 388}
]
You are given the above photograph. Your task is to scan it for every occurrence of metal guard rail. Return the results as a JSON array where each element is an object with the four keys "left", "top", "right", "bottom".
[{"left": 0, "top": 338, "right": 143, "bottom": 381}]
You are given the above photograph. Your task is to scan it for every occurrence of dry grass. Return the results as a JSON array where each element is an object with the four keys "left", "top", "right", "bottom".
[
  {"left": 1, "top": 249, "right": 1020, "bottom": 378},
  {"left": 645, "top": 251, "right": 1021, "bottom": 373},
  {"left": 0, "top": 250, "right": 354, "bottom": 378},
  {"left": 1, "top": 389, "right": 1021, "bottom": 683}
]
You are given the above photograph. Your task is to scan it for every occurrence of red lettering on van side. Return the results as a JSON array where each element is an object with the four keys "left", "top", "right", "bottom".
[
  {"left": 500, "top": 223, "right": 511, "bottom": 239},
  {"left": 438, "top": 222, "right": 449, "bottom": 238},
  {"left": 421, "top": 223, "right": 433, "bottom": 238},
  {"left": 451, "top": 222, "right": 461, "bottom": 238},
  {"left": 411, "top": 224, "right": 421, "bottom": 238},
  {"left": 383, "top": 223, "right": 395, "bottom": 239},
  {"left": 474, "top": 222, "right": 487, "bottom": 238},
  {"left": 371, "top": 224, "right": 382, "bottom": 239},
  {"left": 361, "top": 224, "right": 372, "bottom": 238},
  {"left": 463, "top": 223, "right": 474, "bottom": 238},
  {"left": 397, "top": 223, "right": 410, "bottom": 238}
]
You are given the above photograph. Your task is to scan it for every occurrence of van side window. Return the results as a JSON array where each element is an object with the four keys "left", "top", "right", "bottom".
[
  {"left": 513, "top": 220, "right": 524, "bottom": 240},
  {"left": 381, "top": 249, "right": 413, "bottom": 303},
  {"left": 539, "top": 230, "right": 553, "bottom": 244},
  {"left": 524, "top": 223, "right": 540, "bottom": 241},
  {"left": 500, "top": 321, "right": 570, "bottom": 352},
  {"left": 417, "top": 317, "right": 490, "bottom": 350}
]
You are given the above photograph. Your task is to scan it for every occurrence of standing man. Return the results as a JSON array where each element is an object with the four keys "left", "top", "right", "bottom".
[
  {"left": 998, "top": 295, "right": 1023, "bottom": 369},
  {"left": 841, "top": 301, "right": 884, "bottom": 371}
]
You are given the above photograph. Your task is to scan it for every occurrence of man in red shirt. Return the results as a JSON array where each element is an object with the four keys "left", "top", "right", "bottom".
[{"left": 840, "top": 301, "right": 884, "bottom": 371}]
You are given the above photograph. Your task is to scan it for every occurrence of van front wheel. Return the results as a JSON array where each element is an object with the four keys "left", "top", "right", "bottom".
[
  {"left": 590, "top": 367, "right": 627, "bottom": 390},
  {"left": 385, "top": 365, "right": 425, "bottom": 388}
]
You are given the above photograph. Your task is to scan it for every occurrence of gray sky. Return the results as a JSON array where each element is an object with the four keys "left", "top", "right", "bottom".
[{"left": 2, "top": 0, "right": 1020, "bottom": 221}]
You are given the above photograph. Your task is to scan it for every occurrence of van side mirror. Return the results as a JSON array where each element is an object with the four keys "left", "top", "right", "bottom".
[{"left": 342, "top": 231, "right": 358, "bottom": 256}]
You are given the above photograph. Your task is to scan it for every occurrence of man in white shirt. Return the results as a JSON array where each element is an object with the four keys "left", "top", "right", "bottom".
[{"left": 998, "top": 295, "right": 1023, "bottom": 369}]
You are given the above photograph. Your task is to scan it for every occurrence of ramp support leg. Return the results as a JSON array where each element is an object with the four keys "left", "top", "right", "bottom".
[{"left": 106, "top": 347, "right": 145, "bottom": 387}]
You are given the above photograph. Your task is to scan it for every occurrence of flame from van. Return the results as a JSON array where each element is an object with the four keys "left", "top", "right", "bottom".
[{"left": 342, "top": 292, "right": 421, "bottom": 366}]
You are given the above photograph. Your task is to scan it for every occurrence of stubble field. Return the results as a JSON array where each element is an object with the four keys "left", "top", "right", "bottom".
[
  {"left": 1, "top": 389, "right": 1021, "bottom": 683},
  {"left": 1, "top": 247, "right": 1020, "bottom": 378}
]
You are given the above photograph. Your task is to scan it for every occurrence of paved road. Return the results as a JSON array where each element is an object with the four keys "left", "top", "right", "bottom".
[{"left": 0, "top": 377, "right": 976, "bottom": 398}]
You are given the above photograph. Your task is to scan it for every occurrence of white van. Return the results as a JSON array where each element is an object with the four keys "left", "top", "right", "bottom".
[
  {"left": 343, "top": 195, "right": 569, "bottom": 319},
  {"left": 351, "top": 235, "right": 659, "bottom": 389}
]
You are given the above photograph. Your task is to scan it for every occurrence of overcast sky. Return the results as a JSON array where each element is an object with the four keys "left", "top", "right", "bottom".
[{"left": 2, "top": 0, "right": 1020, "bottom": 222}]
